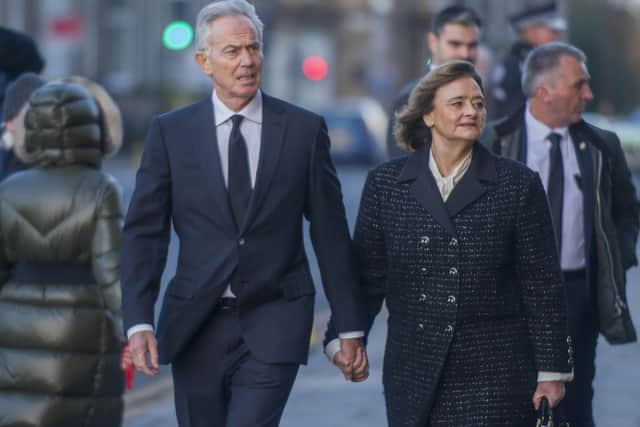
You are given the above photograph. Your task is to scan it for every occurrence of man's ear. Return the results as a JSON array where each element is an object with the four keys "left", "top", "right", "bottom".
[
  {"left": 536, "top": 84, "right": 551, "bottom": 103},
  {"left": 195, "top": 51, "right": 212, "bottom": 75},
  {"left": 427, "top": 32, "right": 438, "bottom": 57}
]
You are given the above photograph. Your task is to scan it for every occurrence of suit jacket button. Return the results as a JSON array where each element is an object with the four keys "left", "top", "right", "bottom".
[
  {"left": 238, "top": 238, "right": 246, "bottom": 246},
  {"left": 445, "top": 325, "right": 454, "bottom": 333},
  {"left": 419, "top": 293, "right": 427, "bottom": 302},
  {"left": 417, "top": 323, "right": 424, "bottom": 332},
  {"left": 420, "top": 236, "right": 430, "bottom": 245},
  {"left": 450, "top": 237, "right": 458, "bottom": 246},
  {"left": 447, "top": 295, "right": 456, "bottom": 304},
  {"left": 449, "top": 267, "right": 458, "bottom": 276}
]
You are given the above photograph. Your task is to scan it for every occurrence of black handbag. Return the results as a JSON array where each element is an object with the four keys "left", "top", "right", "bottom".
[{"left": 536, "top": 397, "right": 571, "bottom": 427}]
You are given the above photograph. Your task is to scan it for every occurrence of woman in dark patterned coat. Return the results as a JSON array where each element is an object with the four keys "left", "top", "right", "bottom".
[{"left": 326, "top": 61, "right": 573, "bottom": 426}]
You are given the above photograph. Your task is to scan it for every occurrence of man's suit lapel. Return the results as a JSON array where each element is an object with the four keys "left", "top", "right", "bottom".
[
  {"left": 193, "top": 99, "right": 237, "bottom": 232},
  {"left": 398, "top": 143, "right": 457, "bottom": 236},
  {"left": 446, "top": 142, "right": 498, "bottom": 218},
  {"left": 240, "top": 94, "right": 286, "bottom": 234}
]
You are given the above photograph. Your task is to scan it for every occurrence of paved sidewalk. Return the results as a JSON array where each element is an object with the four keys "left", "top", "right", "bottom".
[{"left": 124, "top": 272, "right": 640, "bottom": 426}]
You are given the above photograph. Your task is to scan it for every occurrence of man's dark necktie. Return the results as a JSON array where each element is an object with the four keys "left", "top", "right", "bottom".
[
  {"left": 228, "top": 114, "right": 251, "bottom": 229},
  {"left": 547, "top": 132, "right": 564, "bottom": 254}
]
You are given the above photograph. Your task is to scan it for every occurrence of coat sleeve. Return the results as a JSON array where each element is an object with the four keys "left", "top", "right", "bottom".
[
  {"left": 120, "top": 117, "right": 172, "bottom": 331},
  {"left": 608, "top": 133, "right": 639, "bottom": 270},
  {"left": 324, "top": 170, "right": 387, "bottom": 346},
  {"left": 92, "top": 177, "right": 125, "bottom": 342},
  {"left": 305, "top": 118, "right": 365, "bottom": 334},
  {"left": 515, "top": 171, "right": 572, "bottom": 373}
]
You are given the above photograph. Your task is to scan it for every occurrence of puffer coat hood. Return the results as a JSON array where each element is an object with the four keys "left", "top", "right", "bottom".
[{"left": 24, "top": 81, "right": 103, "bottom": 167}]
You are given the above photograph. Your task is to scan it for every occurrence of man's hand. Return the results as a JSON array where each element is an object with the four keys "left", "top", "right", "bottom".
[
  {"left": 130, "top": 330, "right": 160, "bottom": 377},
  {"left": 532, "top": 380, "right": 565, "bottom": 410},
  {"left": 333, "top": 338, "right": 369, "bottom": 382}
]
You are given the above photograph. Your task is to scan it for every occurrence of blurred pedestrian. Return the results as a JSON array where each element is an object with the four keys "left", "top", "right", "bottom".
[
  {"left": 0, "top": 72, "right": 46, "bottom": 177},
  {"left": 485, "top": 42, "right": 639, "bottom": 427},
  {"left": 120, "top": 1, "right": 366, "bottom": 426},
  {"left": 386, "top": 5, "right": 482, "bottom": 158},
  {"left": 0, "top": 27, "right": 45, "bottom": 180},
  {"left": 326, "top": 60, "right": 573, "bottom": 426},
  {"left": 489, "top": 2, "right": 566, "bottom": 120},
  {"left": 0, "top": 79, "right": 126, "bottom": 426}
]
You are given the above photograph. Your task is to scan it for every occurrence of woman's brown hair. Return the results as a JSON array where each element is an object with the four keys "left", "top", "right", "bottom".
[{"left": 394, "top": 60, "right": 483, "bottom": 152}]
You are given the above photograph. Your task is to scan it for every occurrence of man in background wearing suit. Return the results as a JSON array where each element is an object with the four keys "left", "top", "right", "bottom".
[
  {"left": 485, "top": 42, "right": 639, "bottom": 427},
  {"left": 386, "top": 5, "right": 482, "bottom": 158},
  {"left": 121, "top": 1, "right": 367, "bottom": 426}
]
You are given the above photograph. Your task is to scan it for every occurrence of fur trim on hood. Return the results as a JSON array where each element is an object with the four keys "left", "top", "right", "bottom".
[{"left": 62, "top": 76, "right": 123, "bottom": 157}]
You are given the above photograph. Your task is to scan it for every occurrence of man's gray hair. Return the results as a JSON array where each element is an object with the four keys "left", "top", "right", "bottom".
[
  {"left": 195, "top": 0, "right": 264, "bottom": 52},
  {"left": 521, "top": 42, "right": 587, "bottom": 98}
]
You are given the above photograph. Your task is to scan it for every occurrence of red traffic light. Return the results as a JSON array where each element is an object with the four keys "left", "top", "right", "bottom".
[{"left": 302, "top": 55, "right": 328, "bottom": 81}]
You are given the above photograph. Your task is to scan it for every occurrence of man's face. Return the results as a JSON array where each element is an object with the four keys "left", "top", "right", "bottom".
[
  {"left": 427, "top": 23, "right": 479, "bottom": 66},
  {"left": 195, "top": 15, "right": 263, "bottom": 111},
  {"left": 542, "top": 55, "right": 593, "bottom": 127}
]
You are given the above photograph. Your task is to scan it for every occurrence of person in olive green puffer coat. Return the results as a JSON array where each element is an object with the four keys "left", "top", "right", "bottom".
[{"left": 0, "top": 79, "right": 125, "bottom": 427}]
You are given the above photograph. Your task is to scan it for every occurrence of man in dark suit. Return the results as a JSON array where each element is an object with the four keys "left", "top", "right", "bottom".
[
  {"left": 485, "top": 42, "right": 639, "bottom": 427},
  {"left": 120, "top": 1, "right": 367, "bottom": 426},
  {"left": 386, "top": 5, "right": 482, "bottom": 159}
]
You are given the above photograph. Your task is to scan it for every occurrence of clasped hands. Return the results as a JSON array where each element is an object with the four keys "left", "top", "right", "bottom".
[{"left": 332, "top": 338, "right": 369, "bottom": 382}]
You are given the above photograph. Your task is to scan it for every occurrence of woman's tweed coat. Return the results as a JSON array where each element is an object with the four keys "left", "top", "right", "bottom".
[{"left": 356, "top": 142, "right": 572, "bottom": 426}]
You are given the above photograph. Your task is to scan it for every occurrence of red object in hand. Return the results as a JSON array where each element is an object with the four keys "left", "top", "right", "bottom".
[{"left": 121, "top": 341, "right": 135, "bottom": 390}]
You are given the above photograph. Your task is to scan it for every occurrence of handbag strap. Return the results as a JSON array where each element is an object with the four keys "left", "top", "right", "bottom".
[{"left": 536, "top": 397, "right": 553, "bottom": 427}]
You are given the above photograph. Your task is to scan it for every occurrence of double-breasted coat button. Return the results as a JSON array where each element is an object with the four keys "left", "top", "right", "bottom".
[
  {"left": 450, "top": 237, "right": 458, "bottom": 246},
  {"left": 419, "top": 294, "right": 427, "bottom": 302},
  {"left": 420, "top": 236, "right": 430, "bottom": 245},
  {"left": 567, "top": 336, "right": 573, "bottom": 345},
  {"left": 449, "top": 267, "right": 458, "bottom": 276},
  {"left": 417, "top": 323, "right": 424, "bottom": 332},
  {"left": 447, "top": 295, "right": 456, "bottom": 304},
  {"left": 238, "top": 238, "right": 246, "bottom": 246},
  {"left": 445, "top": 325, "right": 454, "bottom": 333},
  {"left": 421, "top": 267, "right": 427, "bottom": 273}
]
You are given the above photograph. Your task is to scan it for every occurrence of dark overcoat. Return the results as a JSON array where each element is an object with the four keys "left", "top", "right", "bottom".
[{"left": 355, "top": 142, "right": 572, "bottom": 426}]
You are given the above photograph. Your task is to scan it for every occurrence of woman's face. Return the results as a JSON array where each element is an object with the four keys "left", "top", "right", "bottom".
[{"left": 423, "top": 76, "right": 485, "bottom": 145}]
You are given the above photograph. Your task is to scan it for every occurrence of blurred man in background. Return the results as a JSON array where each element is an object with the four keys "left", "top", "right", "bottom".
[
  {"left": 489, "top": 2, "right": 566, "bottom": 120},
  {"left": 485, "top": 42, "right": 639, "bottom": 427},
  {"left": 386, "top": 5, "right": 482, "bottom": 158},
  {"left": 0, "top": 27, "right": 45, "bottom": 180}
]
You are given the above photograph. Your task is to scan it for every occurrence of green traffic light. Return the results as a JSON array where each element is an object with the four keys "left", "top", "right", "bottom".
[{"left": 162, "top": 21, "right": 193, "bottom": 50}]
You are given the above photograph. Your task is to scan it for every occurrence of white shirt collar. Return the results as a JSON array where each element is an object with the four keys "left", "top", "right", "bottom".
[{"left": 212, "top": 90, "right": 263, "bottom": 126}]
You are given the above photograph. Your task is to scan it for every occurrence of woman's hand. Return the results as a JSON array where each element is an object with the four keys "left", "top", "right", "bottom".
[{"left": 532, "top": 380, "right": 565, "bottom": 410}]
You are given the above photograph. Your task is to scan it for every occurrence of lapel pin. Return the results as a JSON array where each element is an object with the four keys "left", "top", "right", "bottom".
[{"left": 579, "top": 142, "right": 586, "bottom": 151}]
